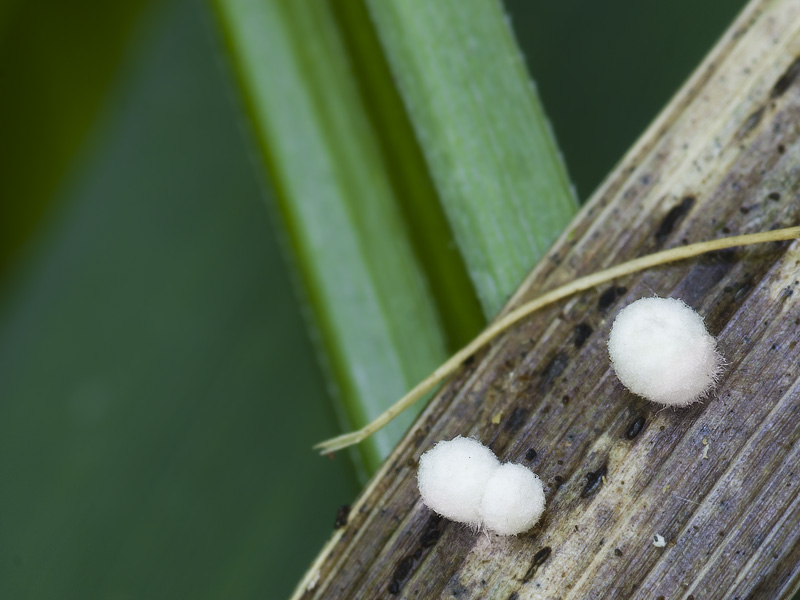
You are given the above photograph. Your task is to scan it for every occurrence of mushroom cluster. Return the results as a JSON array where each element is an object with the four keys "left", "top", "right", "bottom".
[
  {"left": 608, "top": 297, "right": 722, "bottom": 406},
  {"left": 417, "top": 436, "right": 545, "bottom": 535},
  {"left": 416, "top": 296, "right": 724, "bottom": 534}
]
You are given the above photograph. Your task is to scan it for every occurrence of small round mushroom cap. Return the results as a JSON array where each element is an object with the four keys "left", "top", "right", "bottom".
[
  {"left": 479, "top": 463, "right": 546, "bottom": 535},
  {"left": 417, "top": 436, "right": 500, "bottom": 526},
  {"left": 608, "top": 297, "right": 722, "bottom": 406}
]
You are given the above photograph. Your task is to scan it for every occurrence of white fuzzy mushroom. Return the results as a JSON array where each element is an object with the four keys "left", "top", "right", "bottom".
[
  {"left": 417, "top": 437, "right": 545, "bottom": 535},
  {"left": 479, "top": 463, "right": 546, "bottom": 535},
  {"left": 417, "top": 436, "right": 500, "bottom": 526},
  {"left": 608, "top": 297, "right": 723, "bottom": 406}
]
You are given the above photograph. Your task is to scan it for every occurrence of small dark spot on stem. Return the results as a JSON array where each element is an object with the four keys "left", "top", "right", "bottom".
[
  {"left": 655, "top": 196, "right": 695, "bottom": 244},
  {"left": 722, "top": 227, "right": 731, "bottom": 234},
  {"left": 388, "top": 555, "right": 415, "bottom": 594},
  {"left": 525, "top": 448, "right": 538, "bottom": 461},
  {"left": 598, "top": 286, "right": 622, "bottom": 311},
  {"left": 626, "top": 416, "right": 646, "bottom": 440},
  {"left": 562, "top": 395, "right": 570, "bottom": 405},
  {"left": 539, "top": 351, "right": 569, "bottom": 391},
  {"left": 523, "top": 547, "right": 552, "bottom": 582},
  {"left": 463, "top": 354, "right": 475, "bottom": 367},
  {"left": 614, "top": 548, "right": 623, "bottom": 556},
  {"left": 770, "top": 55, "right": 800, "bottom": 98},
  {"left": 733, "top": 281, "right": 751, "bottom": 302},
  {"left": 740, "top": 205, "right": 750, "bottom": 214},
  {"left": 420, "top": 515, "right": 442, "bottom": 548},
  {"left": 504, "top": 407, "right": 529, "bottom": 432},
  {"left": 553, "top": 475, "right": 565, "bottom": 489},
  {"left": 507, "top": 593, "right": 519, "bottom": 600},
  {"left": 574, "top": 322, "right": 593, "bottom": 348},
  {"left": 768, "top": 191, "right": 781, "bottom": 201},
  {"left": 334, "top": 504, "right": 350, "bottom": 529},
  {"left": 736, "top": 106, "right": 765, "bottom": 139},
  {"left": 778, "top": 144, "right": 786, "bottom": 154},
  {"left": 581, "top": 464, "right": 608, "bottom": 498}
]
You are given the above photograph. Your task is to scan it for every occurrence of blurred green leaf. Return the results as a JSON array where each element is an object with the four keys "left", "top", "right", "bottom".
[
  {"left": 0, "top": 1, "right": 358, "bottom": 599},
  {"left": 366, "top": 0, "right": 578, "bottom": 317},
  {"left": 0, "top": 0, "right": 153, "bottom": 282},
  {"left": 213, "top": 0, "right": 481, "bottom": 474},
  {"left": 213, "top": 0, "right": 581, "bottom": 476}
]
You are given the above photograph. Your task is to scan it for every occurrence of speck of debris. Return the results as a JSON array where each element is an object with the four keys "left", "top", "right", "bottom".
[
  {"left": 702, "top": 438, "right": 710, "bottom": 460},
  {"left": 653, "top": 534, "right": 667, "bottom": 548},
  {"left": 525, "top": 448, "right": 538, "bottom": 461},
  {"left": 334, "top": 504, "right": 350, "bottom": 529},
  {"left": 625, "top": 416, "right": 646, "bottom": 439},
  {"left": 491, "top": 411, "right": 503, "bottom": 425},
  {"left": 306, "top": 570, "right": 321, "bottom": 591},
  {"left": 553, "top": 475, "right": 565, "bottom": 489},
  {"left": 614, "top": 548, "right": 623, "bottom": 556}
]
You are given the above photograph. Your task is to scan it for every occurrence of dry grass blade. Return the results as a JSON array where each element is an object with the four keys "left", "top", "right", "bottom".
[
  {"left": 296, "top": 0, "right": 800, "bottom": 597},
  {"left": 315, "top": 226, "right": 800, "bottom": 455}
]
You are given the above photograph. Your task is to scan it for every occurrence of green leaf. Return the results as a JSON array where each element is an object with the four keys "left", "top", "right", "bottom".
[
  {"left": 0, "top": 2, "right": 359, "bottom": 599},
  {"left": 0, "top": 0, "right": 153, "bottom": 281},
  {"left": 213, "top": 0, "right": 475, "bottom": 474},
  {"left": 365, "top": 0, "right": 578, "bottom": 317}
]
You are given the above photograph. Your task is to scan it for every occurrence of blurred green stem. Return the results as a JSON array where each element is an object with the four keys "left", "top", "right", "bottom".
[
  {"left": 366, "top": 0, "right": 578, "bottom": 317},
  {"left": 213, "top": 0, "right": 454, "bottom": 475}
]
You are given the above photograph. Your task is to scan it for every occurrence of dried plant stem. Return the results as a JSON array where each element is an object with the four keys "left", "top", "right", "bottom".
[{"left": 315, "top": 226, "right": 800, "bottom": 454}]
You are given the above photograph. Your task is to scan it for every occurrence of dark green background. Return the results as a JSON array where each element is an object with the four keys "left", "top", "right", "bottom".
[{"left": 0, "top": 0, "right": 748, "bottom": 598}]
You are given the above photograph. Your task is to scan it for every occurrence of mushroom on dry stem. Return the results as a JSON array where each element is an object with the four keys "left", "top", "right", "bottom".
[
  {"left": 417, "top": 437, "right": 545, "bottom": 535},
  {"left": 315, "top": 226, "right": 800, "bottom": 454},
  {"left": 608, "top": 297, "right": 723, "bottom": 406}
]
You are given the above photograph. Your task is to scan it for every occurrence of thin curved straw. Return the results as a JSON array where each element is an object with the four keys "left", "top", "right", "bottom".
[{"left": 315, "top": 226, "right": 800, "bottom": 454}]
